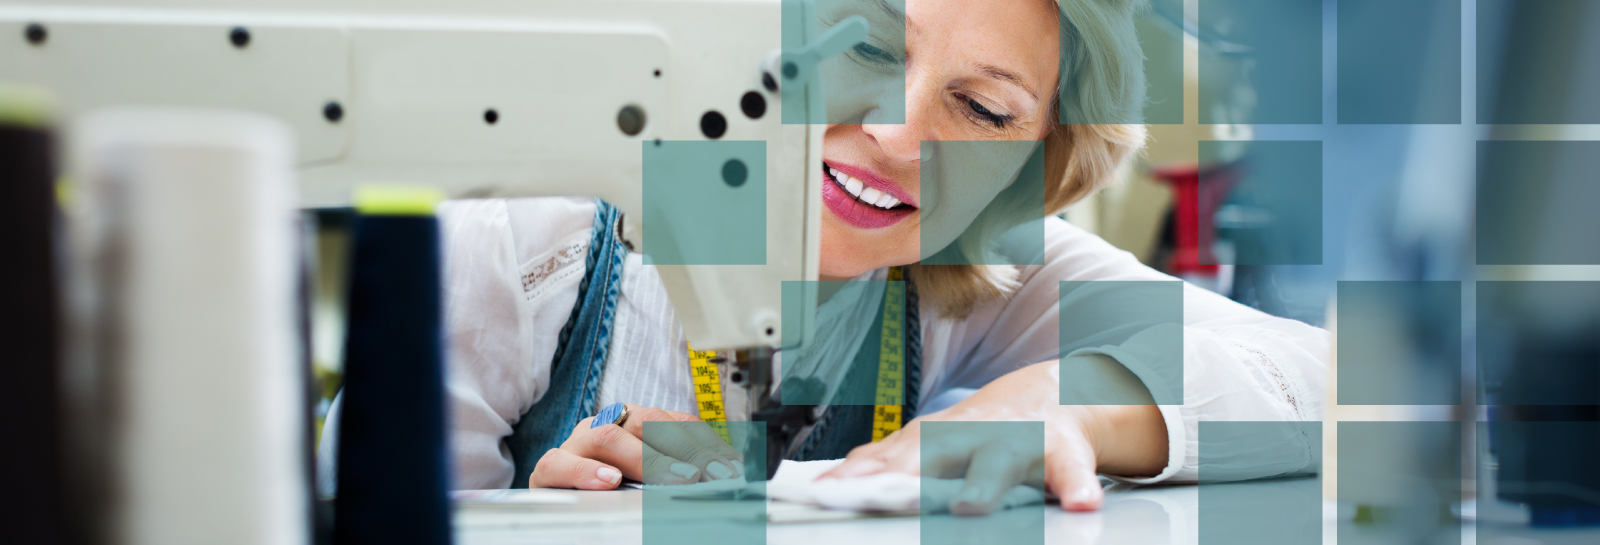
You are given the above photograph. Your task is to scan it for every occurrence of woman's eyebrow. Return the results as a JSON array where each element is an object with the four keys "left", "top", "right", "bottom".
[
  {"left": 870, "top": 0, "right": 907, "bottom": 25},
  {"left": 974, "top": 63, "right": 1040, "bottom": 100}
]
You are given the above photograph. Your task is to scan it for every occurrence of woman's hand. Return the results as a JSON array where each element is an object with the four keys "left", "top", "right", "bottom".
[
  {"left": 818, "top": 355, "right": 1168, "bottom": 514},
  {"left": 528, "top": 405, "right": 745, "bottom": 490}
]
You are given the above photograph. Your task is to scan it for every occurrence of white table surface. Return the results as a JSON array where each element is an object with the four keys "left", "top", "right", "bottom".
[{"left": 454, "top": 479, "right": 1600, "bottom": 545}]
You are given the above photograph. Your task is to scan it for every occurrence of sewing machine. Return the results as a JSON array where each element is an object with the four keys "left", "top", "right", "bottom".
[{"left": 0, "top": 0, "right": 864, "bottom": 478}]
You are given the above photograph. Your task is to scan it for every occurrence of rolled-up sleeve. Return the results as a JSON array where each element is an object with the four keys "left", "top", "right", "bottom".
[{"left": 935, "top": 217, "right": 1328, "bottom": 484}]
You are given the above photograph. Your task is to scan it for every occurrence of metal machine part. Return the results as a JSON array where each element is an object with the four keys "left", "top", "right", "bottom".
[
  {"left": 738, "top": 347, "right": 824, "bottom": 480},
  {"left": 2, "top": 0, "right": 866, "bottom": 478}
]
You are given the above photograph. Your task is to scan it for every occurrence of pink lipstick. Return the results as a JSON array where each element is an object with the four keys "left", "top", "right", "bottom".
[{"left": 821, "top": 161, "right": 917, "bottom": 229}]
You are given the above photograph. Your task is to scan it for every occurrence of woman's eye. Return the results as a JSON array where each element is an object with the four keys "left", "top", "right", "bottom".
[
  {"left": 962, "top": 96, "right": 1013, "bottom": 129},
  {"left": 852, "top": 42, "right": 898, "bottom": 64}
]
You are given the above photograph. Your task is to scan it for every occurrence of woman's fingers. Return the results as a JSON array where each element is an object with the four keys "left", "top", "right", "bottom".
[
  {"left": 566, "top": 419, "right": 647, "bottom": 480},
  {"left": 621, "top": 406, "right": 743, "bottom": 481},
  {"left": 659, "top": 410, "right": 746, "bottom": 478},
  {"left": 640, "top": 443, "right": 702, "bottom": 485},
  {"left": 529, "top": 448, "right": 624, "bottom": 490},
  {"left": 675, "top": 422, "right": 746, "bottom": 479},
  {"left": 818, "top": 438, "right": 895, "bottom": 480},
  {"left": 1044, "top": 424, "right": 1104, "bottom": 512},
  {"left": 617, "top": 405, "right": 678, "bottom": 438},
  {"left": 951, "top": 442, "right": 1033, "bottom": 516},
  {"left": 916, "top": 426, "right": 990, "bottom": 479}
]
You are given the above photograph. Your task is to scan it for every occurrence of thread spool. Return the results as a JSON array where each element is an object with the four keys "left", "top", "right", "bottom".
[
  {"left": 72, "top": 108, "right": 306, "bottom": 545},
  {"left": 0, "top": 87, "right": 69, "bottom": 545},
  {"left": 333, "top": 187, "right": 451, "bottom": 545}
]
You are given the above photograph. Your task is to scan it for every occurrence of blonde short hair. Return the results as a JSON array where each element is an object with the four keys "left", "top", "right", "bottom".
[{"left": 909, "top": 0, "right": 1149, "bottom": 319}]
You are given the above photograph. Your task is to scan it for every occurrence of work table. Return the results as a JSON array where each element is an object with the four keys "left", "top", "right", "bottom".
[{"left": 454, "top": 478, "right": 1597, "bottom": 545}]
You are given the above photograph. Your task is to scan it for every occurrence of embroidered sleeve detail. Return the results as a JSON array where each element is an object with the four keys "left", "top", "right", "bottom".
[
  {"left": 1236, "top": 343, "right": 1319, "bottom": 474},
  {"left": 1238, "top": 344, "right": 1308, "bottom": 422},
  {"left": 522, "top": 239, "right": 587, "bottom": 302}
]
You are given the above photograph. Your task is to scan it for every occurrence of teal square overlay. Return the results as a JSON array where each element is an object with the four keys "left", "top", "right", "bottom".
[
  {"left": 1059, "top": 281, "right": 1184, "bottom": 406},
  {"left": 1135, "top": 2, "right": 1185, "bottom": 124},
  {"left": 1057, "top": 1, "right": 1173, "bottom": 124},
  {"left": 1336, "top": 281, "right": 1462, "bottom": 405},
  {"left": 780, "top": 280, "right": 904, "bottom": 406},
  {"left": 782, "top": 0, "right": 907, "bottom": 124},
  {"left": 919, "top": 140, "right": 1046, "bottom": 266},
  {"left": 1337, "top": 0, "right": 1462, "bottom": 124},
  {"left": 1476, "top": 141, "right": 1600, "bottom": 265},
  {"left": 1198, "top": 0, "right": 1323, "bottom": 124},
  {"left": 1478, "top": 420, "right": 1600, "bottom": 532},
  {"left": 1206, "top": 140, "right": 1323, "bottom": 266},
  {"left": 1336, "top": 421, "right": 1461, "bottom": 545},
  {"left": 642, "top": 421, "right": 766, "bottom": 545},
  {"left": 1198, "top": 421, "right": 1322, "bottom": 545},
  {"left": 641, "top": 141, "right": 766, "bottom": 265},
  {"left": 1477, "top": 281, "right": 1600, "bottom": 405},
  {"left": 920, "top": 421, "right": 1046, "bottom": 545},
  {"left": 1478, "top": 0, "right": 1600, "bottom": 124}
]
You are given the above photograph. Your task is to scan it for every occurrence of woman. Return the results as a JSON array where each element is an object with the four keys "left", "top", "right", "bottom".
[{"left": 320, "top": 0, "right": 1327, "bottom": 516}]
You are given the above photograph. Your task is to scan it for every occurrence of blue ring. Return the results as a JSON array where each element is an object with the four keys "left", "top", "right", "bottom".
[{"left": 591, "top": 402, "right": 626, "bottom": 429}]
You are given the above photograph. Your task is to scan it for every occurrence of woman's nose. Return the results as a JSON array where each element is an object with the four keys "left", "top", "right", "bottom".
[
  {"left": 859, "top": 81, "right": 937, "bottom": 164},
  {"left": 860, "top": 121, "right": 922, "bottom": 164}
]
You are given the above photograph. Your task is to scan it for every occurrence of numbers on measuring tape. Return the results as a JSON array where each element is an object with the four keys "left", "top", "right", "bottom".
[
  {"left": 688, "top": 342, "right": 732, "bottom": 444},
  {"left": 872, "top": 267, "right": 908, "bottom": 442},
  {"left": 683, "top": 268, "right": 912, "bottom": 446}
]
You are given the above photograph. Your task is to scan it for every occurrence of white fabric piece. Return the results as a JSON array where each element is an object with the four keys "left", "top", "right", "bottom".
[
  {"left": 319, "top": 199, "right": 1329, "bottom": 491},
  {"left": 766, "top": 459, "right": 1048, "bottom": 513}
]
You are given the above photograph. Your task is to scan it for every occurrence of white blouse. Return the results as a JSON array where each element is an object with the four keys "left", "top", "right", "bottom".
[{"left": 318, "top": 197, "right": 1329, "bottom": 491}]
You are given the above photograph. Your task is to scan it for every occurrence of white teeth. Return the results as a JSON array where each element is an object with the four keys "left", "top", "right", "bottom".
[
  {"left": 828, "top": 165, "right": 901, "bottom": 209},
  {"left": 844, "top": 177, "right": 865, "bottom": 197}
]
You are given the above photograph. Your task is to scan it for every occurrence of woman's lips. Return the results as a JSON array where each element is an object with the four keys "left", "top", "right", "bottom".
[
  {"left": 828, "top": 162, "right": 918, "bottom": 208},
  {"left": 821, "top": 162, "right": 916, "bottom": 229}
]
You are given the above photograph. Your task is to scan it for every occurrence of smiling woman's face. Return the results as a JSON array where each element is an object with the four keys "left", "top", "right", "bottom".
[{"left": 817, "top": 0, "right": 1061, "bottom": 280}]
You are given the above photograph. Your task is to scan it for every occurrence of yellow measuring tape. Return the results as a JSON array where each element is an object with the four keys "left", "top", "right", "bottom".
[
  {"left": 687, "top": 266, "right": 908, "bottom": 445},
  {"left": 872, "top": 267, "right": 907, "bottom": 441},
  {"left": 688, "top": 343, "right": 732, "bottom": 444}
]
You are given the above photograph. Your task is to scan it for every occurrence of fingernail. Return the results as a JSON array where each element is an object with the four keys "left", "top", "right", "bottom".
[
  {"left": 706, "top": 461, "right": 735, "bottom": 480},
  {"left": 669, "top": 462, "right": 699, "bottom": 479},
  {"left": 597, "top": 466, "right": 622, "bottom": 485},
  {"left": 1068, "top": 485, "right": 1098, "bottom": 504},
  {"left": 963, "top": 485, "right": 992, "bottom": 505}
]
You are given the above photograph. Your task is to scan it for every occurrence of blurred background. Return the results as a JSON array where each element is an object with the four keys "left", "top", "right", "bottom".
[{"left": 5, "top": 0, "right": 1600, "bottom": 544}]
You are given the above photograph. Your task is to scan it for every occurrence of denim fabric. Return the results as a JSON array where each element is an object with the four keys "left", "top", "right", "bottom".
[
  {"left": 506, "top": 200, "right": 627, "bottom": 488},
  {"left": 905, "top": 275, "right": 921, "bottom": 418},
  {"left": 505, "top": 201, "right": 919, "bottom": 474},
  {"left": 795, "top": 275, "right": 922, "bottom": 461}
]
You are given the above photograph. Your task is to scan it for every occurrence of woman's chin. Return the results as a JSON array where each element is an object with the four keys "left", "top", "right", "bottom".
[
  {"left": 818, "top": 211, "right": 924, "bottom": 281},
  {"left": 818, "top": 247, "right": 917, "bottom": 281}
]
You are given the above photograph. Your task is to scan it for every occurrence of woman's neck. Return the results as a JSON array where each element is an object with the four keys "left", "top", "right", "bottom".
[{"left": 815, "top": 270, "right": 864, "bottom": 304}]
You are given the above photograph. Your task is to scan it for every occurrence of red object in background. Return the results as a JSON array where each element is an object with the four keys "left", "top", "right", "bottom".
[{"left": 1151, "top": 162, "right": 1244, "bottom": 276}]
